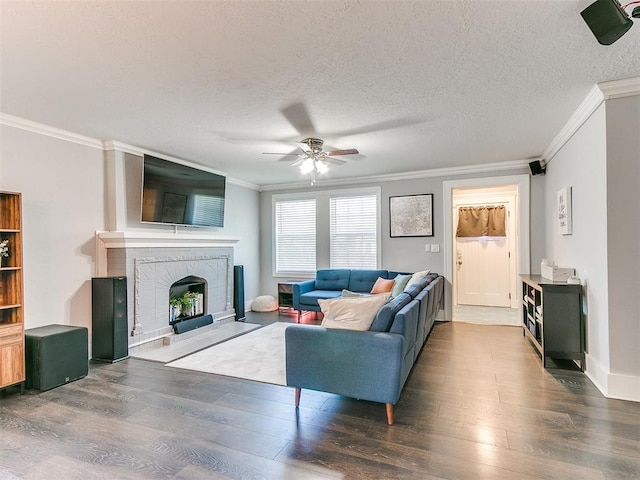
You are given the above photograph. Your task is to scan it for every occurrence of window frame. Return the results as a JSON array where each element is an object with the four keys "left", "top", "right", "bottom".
[{"left": 272, "top": 187, "right": 381, "bottom": 278}]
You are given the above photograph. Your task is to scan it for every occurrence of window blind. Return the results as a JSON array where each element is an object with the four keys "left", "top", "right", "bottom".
[
  {"left": 275, "top": 198, "right": 316, "bottom": 273},
  {"left": 330, "top": 195, "right": 377, "bottom": 269}
]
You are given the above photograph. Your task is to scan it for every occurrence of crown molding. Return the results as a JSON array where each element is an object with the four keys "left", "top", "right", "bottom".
[
  {"left": 542, "top": 76, "right": 640, "bottom": 163},
  {"left": 0, "top": 117, "right": 260, "bottom": 191},
  {"left": 542, "top": 85, "right": 604, "bottom": 164},
  {"left": 0, "top": 113, "right": 104, "bottom": 149},
  {"left": 259, "top": 159, "right": 530, "bottom": 192},
  {"left": 598, "top": 76, "right": 640, "bottom": 99}
]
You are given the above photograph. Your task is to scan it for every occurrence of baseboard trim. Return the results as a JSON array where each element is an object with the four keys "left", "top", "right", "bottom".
[{"left": 585, "top": 353, "right": 640, "bottom": 402}]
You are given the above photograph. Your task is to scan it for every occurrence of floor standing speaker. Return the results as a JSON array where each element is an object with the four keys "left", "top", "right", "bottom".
[
  {"left": 233, "top": 265, "right": 245, "bottom": 321},
  {"left": 92, "top": 276, "right": 128, "bottom": 362}
]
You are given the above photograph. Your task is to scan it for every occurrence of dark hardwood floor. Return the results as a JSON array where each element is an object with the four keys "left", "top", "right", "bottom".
[{"left": 1, "top": 313, "right": 639, "bottom": 479}]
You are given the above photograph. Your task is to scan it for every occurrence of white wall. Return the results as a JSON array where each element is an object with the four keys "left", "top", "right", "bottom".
[
  {"left": 0, "top": 124, "right": 106, "bottom": 332},
  {"left": 605, "top": 95, "right": 640, "bottom": 398},
  {"left": 544, "top": 93, "right": 640, "bottom": 402}
]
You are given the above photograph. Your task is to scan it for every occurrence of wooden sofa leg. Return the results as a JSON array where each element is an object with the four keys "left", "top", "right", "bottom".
[
  {"left": 386, "top": 403, "right": 394, "bottom": 425},
  {"left": 295, "top": 387, "right": 301, "bottom": 407}
]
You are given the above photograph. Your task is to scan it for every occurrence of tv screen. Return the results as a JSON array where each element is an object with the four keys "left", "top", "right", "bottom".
[{"left": 141, "top": 155, "right": 226, "bottom": 227}]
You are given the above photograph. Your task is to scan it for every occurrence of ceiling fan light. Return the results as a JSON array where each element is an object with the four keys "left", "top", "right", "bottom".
[
  {"left": 299, "top": 158, "right": 315, "bottom": 174},
  {"left": 316, "top": 161, "right": 328, "bottom": 173}
]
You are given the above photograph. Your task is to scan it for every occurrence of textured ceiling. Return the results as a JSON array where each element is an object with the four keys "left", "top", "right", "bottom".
[{"left": 1, "top": 0, "right": 639, "bottom": 187}]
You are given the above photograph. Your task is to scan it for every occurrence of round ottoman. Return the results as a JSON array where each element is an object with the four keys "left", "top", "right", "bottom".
[{"left": 251, "top": 295, "right": 278, "bottom": 312}]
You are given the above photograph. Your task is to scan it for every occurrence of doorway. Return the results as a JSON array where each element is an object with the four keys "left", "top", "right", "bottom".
[{"left": 442, "top": 175, "right": 531, "bottom": 324}]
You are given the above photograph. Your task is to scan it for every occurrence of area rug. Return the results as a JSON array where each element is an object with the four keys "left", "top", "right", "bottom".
[{"left": 166, "top": 322, "right": 291, "bottom": 386}]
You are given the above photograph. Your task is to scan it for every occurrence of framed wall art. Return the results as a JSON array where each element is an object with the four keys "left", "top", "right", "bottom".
[
  {"left": 557, "top": 186, "right": 572, "bottom": 235},
  {"left": 390, "top": 194, "right": 433, "bottom": 237}
]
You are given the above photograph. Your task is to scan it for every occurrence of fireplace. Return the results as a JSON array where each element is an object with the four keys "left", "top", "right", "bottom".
[
  {"left": 169, "top": 275, "right": 206, "bottom": 324},
  {"left": 96, "top": 231, "right": 239, "bottom": 350}
]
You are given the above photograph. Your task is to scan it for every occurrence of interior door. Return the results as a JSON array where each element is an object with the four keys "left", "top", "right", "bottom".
[{"left": 456, "top": 232, "right": 510, "bottom": 307}]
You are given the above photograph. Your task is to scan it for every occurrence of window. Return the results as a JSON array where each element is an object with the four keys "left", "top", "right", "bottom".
[
  {"left": 274, "top": 198, "right": 316, "bottom": 274},
  {"left": 330, "top": 195, "right": 378, "bottom": 269},
  {"left": 273, "top": 188, "right": 380, "bottom": 276}
]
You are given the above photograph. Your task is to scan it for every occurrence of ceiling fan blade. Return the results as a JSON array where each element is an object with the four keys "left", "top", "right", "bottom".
[
  {"left": 322, "top": 117, "right": 425, "bottom": 138},
  {"left": 281, "top": 102, "right": 316, "bottom": 137},
  {"left": 263, "top": 152, "right": 301, "bottom": 156},
  {"left": 322, "top": 156, "right": 347, "bottom": 166},
  {"left": 324, "top": 148, "right": 359, "bottom": 156}
]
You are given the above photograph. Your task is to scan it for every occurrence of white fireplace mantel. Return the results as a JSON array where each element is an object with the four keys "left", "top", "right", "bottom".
[{"left": 95, "top": 230, "right": 240, "bottom": 276}]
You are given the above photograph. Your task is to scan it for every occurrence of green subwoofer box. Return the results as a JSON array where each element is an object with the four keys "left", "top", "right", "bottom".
[{"left": 25, "top": 324, "right": 88, "bottom": 391}]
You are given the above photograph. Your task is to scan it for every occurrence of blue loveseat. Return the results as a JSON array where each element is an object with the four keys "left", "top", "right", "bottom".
[{"left": 286, "top": 271, "right": 444, "bottom": 424}]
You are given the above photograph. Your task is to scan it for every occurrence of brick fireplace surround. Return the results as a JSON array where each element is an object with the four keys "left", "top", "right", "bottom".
[{"left": 95, "top": 231, "right": 239, "bottom": 351}]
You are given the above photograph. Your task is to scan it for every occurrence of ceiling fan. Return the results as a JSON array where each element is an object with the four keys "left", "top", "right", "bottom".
[{"left": 263, "top": 137, "right": 359, "bottom": 183}]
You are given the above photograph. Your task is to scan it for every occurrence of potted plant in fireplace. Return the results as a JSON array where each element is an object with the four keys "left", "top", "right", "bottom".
[
  {"left": 169, "top": 296, "right": 182, "bottom": 323},
  {"left": 181, "top": 291, "right": 199, "bottom": 318}
]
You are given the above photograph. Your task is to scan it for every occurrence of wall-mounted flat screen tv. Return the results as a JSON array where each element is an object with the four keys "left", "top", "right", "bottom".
[{"left": 141, "top": 154, "right": 226, "bottom": 227}]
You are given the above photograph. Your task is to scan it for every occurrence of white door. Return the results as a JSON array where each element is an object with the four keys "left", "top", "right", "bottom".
[{"left": 456, "top": 235, "right": 510, "bottom": 307}]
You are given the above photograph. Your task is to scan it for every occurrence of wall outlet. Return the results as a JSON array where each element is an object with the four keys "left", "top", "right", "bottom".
[{"left": 430, "top": 244, "right": 440, "bottom": 253}]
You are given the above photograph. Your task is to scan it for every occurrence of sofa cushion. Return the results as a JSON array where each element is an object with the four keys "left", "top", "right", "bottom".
[
  {"left": 371, "top": 277, "right": 395, "bottom": 294},
  {"left": 369, "top": 292, "right": 412, "bottom": 332},
  {"left": 319, "top": 294, "right": 390, "bottom": 331},
  {"left": 299, "top": 289, "right": 342, "bottom": 307},
  {"left": 390, "top": 274, "right": 412, "bottom": 298},
  {"left": 315, "top": 269, "right": 351, "bottom": 291},
  {"left": 348, "top": 269, "right": 388, "bottom": 293}
]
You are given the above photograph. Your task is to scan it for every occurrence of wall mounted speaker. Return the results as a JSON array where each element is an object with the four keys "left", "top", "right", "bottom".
[
  {"left": 529, "top": 160, "right": 546, "bottom": 176},
  {"left": 581, "top": 0, "right": 633, "bottom": 45}
]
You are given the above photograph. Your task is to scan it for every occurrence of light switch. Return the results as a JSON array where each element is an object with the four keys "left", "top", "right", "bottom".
[
  {"left": 425, "top": 244, "right": 430, "bottom": 252},
  {"left": 430, "top": 244, "right": 440, "bottom": 253}
]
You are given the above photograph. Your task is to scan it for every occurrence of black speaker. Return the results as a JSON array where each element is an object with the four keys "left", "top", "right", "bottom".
[
  {"left": 25, "top": 324, "right": 88, "bottom": 391},
  {"left": 581, "top": 0, "right": 633, "bottom": 45},
  {"left": 92, "top": 277, "right": 128, "bottom": 362},
  {"left": 233, "top": 265, "right": 246, "bottom": 321},
  {"left": 529, "top": 160, "right": 546, "bottom": 176}
]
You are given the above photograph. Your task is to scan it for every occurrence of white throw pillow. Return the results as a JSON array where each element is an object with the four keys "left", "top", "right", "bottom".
[
  {"left": 319, "top": 293, "right": 390, "bottom": 331},
  {"left": 405, "top": 269, "right": 431, "bottom": 289}
]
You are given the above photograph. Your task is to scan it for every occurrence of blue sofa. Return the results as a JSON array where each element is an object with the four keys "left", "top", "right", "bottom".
[
  {"left": 292, "top": 269, "right": 407, "bottom": 316},
  {"left": 285, "top": 272, "right": 444, "bottom": 425}
]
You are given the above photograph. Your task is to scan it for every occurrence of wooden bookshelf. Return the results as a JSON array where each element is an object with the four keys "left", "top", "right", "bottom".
[{"left": 0, "top": 191, "right": 25, "bottom": 389}]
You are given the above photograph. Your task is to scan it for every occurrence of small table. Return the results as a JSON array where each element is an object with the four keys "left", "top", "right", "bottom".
[{"left": 278, "top": 281, "right": 295, "bottom": 312}]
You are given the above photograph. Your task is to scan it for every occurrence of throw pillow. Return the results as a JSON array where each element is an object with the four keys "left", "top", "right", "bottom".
[
  {"left": 390, "top": 274, "right": 412, "bottom": 298},
  {"left": 405, "top": 269, "right": 431, "bottom": 289},
  {"left": 370, "top": 277, "right": 395, "bottom": 294},
  {"left": 342, "top": 289, "right": 369, "bottom": 297},
  {"left": 319, "top": 294, "right": 390, "bottom": 331}
]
